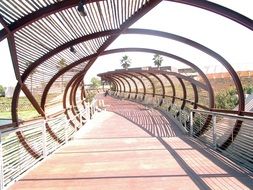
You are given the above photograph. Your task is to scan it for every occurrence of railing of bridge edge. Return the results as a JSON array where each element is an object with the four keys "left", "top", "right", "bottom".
[
  {"left": 189, "top": 109, "right": 253, "bottom": 171},
  {"left": 109, "top": 91, "right": 253, "bottom": 171},
  {"left": 0, "top": 100, "right": 97, "bottom": 189}
]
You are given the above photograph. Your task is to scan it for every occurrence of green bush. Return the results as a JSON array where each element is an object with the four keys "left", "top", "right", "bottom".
[
  {"left": 244, "top": 86, "right": 253, "bottom": 94},
  {"left": 85, "top": 91, "right": 96, "bottom": 103},
  {"left": 215, "top": 88, "right": 238, "bottom": 109},
  {"left": 0, "top": 85, "right": 5, "bottom": 97},
  {"left": 216, "top": 86, "right": 253, "bottom": 110},
  {"left": 90, "top": 77, "right": 101, "bottom": 89}
]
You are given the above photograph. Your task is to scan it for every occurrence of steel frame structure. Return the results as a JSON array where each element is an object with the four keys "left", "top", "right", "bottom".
[{"left": 0, "top": 0, "right": 252, "bottom": 157}]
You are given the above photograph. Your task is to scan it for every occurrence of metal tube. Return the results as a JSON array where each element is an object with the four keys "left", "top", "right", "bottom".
[
  {"left": 192, "top": 109, "right": 253, "bottom": 122},
  {"left": 184, "top": 113, "right": 187, "bottom": 127},
  {"left": 74, "top": 113, "right": 78, "bottom": 132},
  {"left": 190, "top": 111, "right": 193, "bottom": 136},
  {"left": 179, "top": 109, "right": 182, "bottom": 124},
  {"left": 87, "top": 102, "right": 90, "bottom": 121},
  {"left": 42, "top": 119, "right": 47, "bottom": 158},
  {"left": 212, "top": 114, "right": 217, "bottom": 149},
  {"left": 65, "top": 117, "right": 69, "bottom": 143},
  {"left": 0, "top": 131, "right": 4, "bottom": 189},
  {"left": 80, "top": 111, "right": 83, "bottom": 129}
]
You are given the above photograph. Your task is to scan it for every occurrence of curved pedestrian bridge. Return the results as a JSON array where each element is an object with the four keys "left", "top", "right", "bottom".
[
  {"left": 9, "top": 96, "right": 253, "bottom": 190},
  {"left": 0, "top": 1, "right": 252, "bottom": 189}
]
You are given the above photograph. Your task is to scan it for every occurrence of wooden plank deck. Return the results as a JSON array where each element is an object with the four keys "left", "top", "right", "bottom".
[{"left": 9, "top": 96, "right": 253, "bottom": 190}]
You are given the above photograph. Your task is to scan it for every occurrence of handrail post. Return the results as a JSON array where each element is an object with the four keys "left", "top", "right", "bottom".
[
  {"left": 65, "top": 117, "right": 69, "bottom": 143},
  {"left": 79, "top": 111, "right": 83, "bottom": 129},
  {"left": 212, "top": 114, "right": 217, "bottom": 149},
  {"left": 42, "top": 119, "right": 47, "bottom": 158},
  {"left": 179, "top": 109, "right": 182, "bottom": 124},
  {"left": 85, "top": 102, "right": 89, "bottom": 121},
  {"left": 74, "top": 113, "right": 77, "bottom": 133},
  {"left": 190, "top": 111, "right": 193, "bottom": 136},
  {"left": 0, "top": 131, "right": 4, "bottom": 190},
  {"left": 184, "top": 112, "right": 187, "bottom": 127},
  {"left": 88, "top": 102, "right": 92, "bottom": 120},
  {"left": 231, "top": 123, "right": 234, "bottom": 143}
]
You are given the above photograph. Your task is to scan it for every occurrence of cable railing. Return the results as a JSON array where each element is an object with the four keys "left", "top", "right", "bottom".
[
  {"left": 109, "top": 90, "right": 253, "bottom": 171},
  {"left": 189, "top": 109, "right": 253, "bottom": 170},
  {"left": 0, "top": 100, "right": 97, "bottom": 189},
  {"left": 1, "top": 120, "right": 44, "bottom": 188}
]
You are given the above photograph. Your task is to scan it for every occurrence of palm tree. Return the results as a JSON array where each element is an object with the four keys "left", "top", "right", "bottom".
[
  {"left": 153, "top": 54, "right": 163, "bottom": 69},
  {"left": 120, "top": 55, "right": 131, "bottom": 70},
  {"left": 25, "top": 61, "right": 37, "bottom": 94},
  {"left": 56, "top": 58, "right": 67, "bottom": 92}
]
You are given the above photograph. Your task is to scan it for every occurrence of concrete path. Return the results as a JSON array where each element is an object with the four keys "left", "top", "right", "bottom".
[{"left": 9, "top": 96, "right": 253, "bottom": 190}]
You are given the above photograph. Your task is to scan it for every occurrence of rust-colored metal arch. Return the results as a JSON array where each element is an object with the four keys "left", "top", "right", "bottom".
[
  {"left": 111, "top": 80, "right": 118, "bottom": 94},
  {"left": 124, "top": 29, "right": 244, "bottom": 113},
  {"left": 18, "top": 31, "right": 219, "bottom": 123},
  {"left": 1, "top": 0, "right": 250, "bottom": 153},
  {"left": 116, "top": 77, "right": 125, "bottom": 94},
  {"left": 99, "top": 44, "right": 243, "bottom": 147},
  {"left": 15, "top": 26, "right": 243, "bottom": 123},
  {"left": 177, "top": 77, "right": 187, "bottom": 110},
  {"left": 101, "top": 75, "right": 118, "bottom": 95},
  {"left": 125, "top": 73, "right": 147, "bottom": 98},
  {"left": 102, "top": 47, "right": 214, "bottom": 108},
  {"left": 113, "top": 79, "right": 122, "bottom": 96},
  {"left": 11, "top": 27, "right": 244, "bottom": 151},
  {"left": 110, "top": 77, "right": 122, "bottom": 94},
  {"left": 100, "top": 69, "right": 207, "bottom": 108},
  {"left": 162, "top": 74, "right": 176, "bottom": 104},
  {"left": 70, "top": 76, "right": 84, "bottom": 120},
  {"left": 135, "top": 72, "right": 155, "bottom": 97},
  {"left": 191, "top": 83, "right": 199, "bottom": 110},
  {"left": 11, "top": 0, "right": 162, "bottom": 122},
  {"left": 113, "top": 76, "right": 127, "bottom": 93},
  {"left": 117, "top": 73, "right": 139, "bottom": 98},
  {"left": 40, "top": 46, "right": 211, "bottom": 125},
  {"left": 1, "top": 0, "right": 252, "bottom": 42},
  {"left": 3, "top": 0, "right": 249, "bottom": 131},
  {"left": 113, "top": 74, "right": 134, "bottom": 98},
  {"left": 148, "top": 72, "right": 166, "bottom": 99},
  {"left": 63, "top": 72, "right": 85, "bottom": 128}
]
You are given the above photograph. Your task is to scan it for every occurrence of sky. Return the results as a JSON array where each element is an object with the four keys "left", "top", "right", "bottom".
[{"left": 0, "top": 1, "right": 252, "bottom": 87}]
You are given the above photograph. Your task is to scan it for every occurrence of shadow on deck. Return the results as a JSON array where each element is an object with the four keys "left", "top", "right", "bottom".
[{"left": 9, "top": 95, "right": 253, "bottom": 190}]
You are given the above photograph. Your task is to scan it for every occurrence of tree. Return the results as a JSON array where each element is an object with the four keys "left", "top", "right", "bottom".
[
  {"left": 56, "top": 58, "right": 67, "bottom": 92},
  {"left": 120, "top": 55, "right": 131, "bottom": 70},
  {"left": 244, "top": 85, "right": 253, "bottom": 94},
  {"left": 90, "top": 77, "right": 101, "bottom": 89},
  {"left": 25, "top": 61, "right": 37, "bottom": 94},
  {"left": 152, "top": 54, "right": 163, "bottom": 69},
  {"left": 216, "top": 88, "right": 238, "bottom": 109},
  {"left": 0, "top": 85, "right": 5, "bottom": 97}
]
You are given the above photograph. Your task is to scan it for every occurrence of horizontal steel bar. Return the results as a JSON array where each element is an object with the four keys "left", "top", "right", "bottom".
[{"left": 191, "top": 109, "right": 253, "bottom": 121}]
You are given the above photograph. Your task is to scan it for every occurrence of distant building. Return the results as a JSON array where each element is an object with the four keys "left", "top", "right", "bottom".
[
  {"left": 178, "top": 68, "right": 195, "bottom": 74},
  {"left": 206, "top": 70, "right": 253, "bottom": 79},
  {"left": 116, "top": 66, "right": 176, "bottom": 72},
  {"left": 115, "top": 66, "right": 199, "bottom": 78}
]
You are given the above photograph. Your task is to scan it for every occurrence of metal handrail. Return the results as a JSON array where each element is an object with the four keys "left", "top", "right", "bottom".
[
  {"left": 46, "top": 110, "right": 66, "bottom": 119},
  {"left": 0, "top": 101, "right": 95, "bottom": 189},
  {"left": 191, "top": 109, "right": 253, "bottom": 121},
  {"left": 0, "top": 118, "right": 45, "bottom": 134}
]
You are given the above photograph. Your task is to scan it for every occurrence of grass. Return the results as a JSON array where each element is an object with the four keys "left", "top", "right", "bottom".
[
  {"left": 18, "top": 110, "right": 40, "bottom": 120},
  {"left": 0, "top": 96, "right": 41, "bottom": 121},
  {"left": 0, "top": 111, "right": 12, "bottom": 119},
  {"left": 0, "top": 110, "right": 40, "bottom": 121}
]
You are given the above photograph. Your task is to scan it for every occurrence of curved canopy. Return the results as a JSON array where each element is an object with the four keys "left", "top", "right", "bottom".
[
  {"left": 0, "top": 1, "right": 253, "bottom": 179},
  {"left": 0, "top": 0, "right": 252, "bottom": 124}
]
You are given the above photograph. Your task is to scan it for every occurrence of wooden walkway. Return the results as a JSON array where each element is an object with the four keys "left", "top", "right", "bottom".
[{"left": 9, "top": 96, "right": 253, "bottom": 190}]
